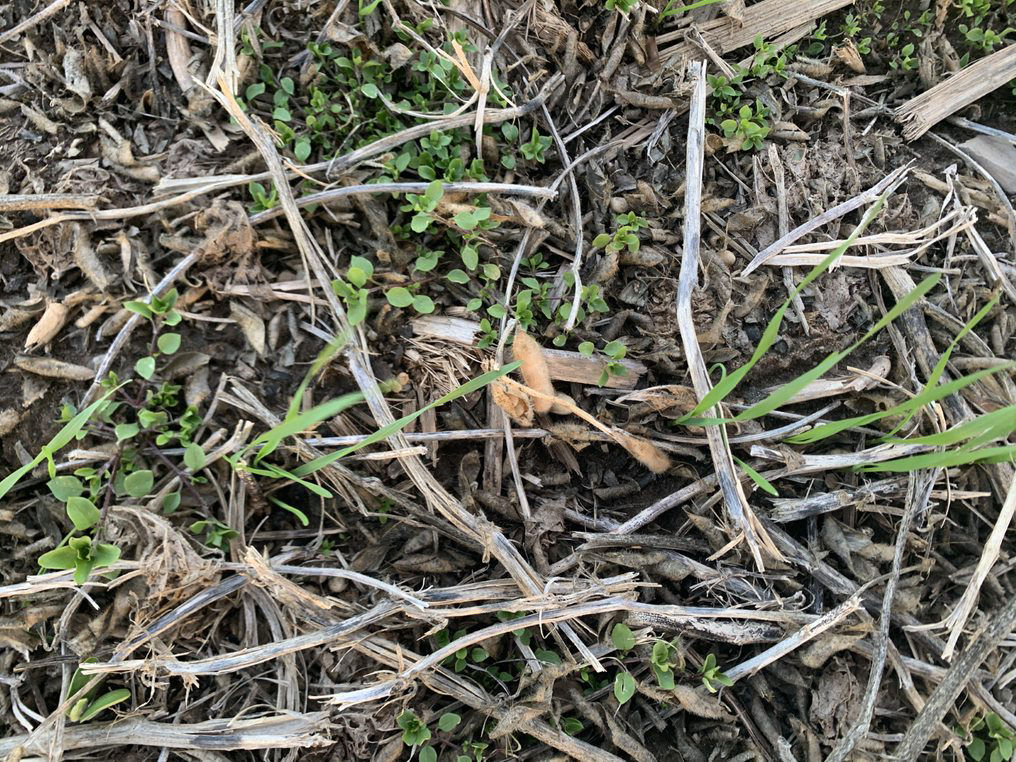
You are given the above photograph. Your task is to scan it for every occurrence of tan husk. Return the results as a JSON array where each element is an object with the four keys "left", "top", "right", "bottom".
[{"left": 512, "top": 330, "right": 555, "bottom": 414}]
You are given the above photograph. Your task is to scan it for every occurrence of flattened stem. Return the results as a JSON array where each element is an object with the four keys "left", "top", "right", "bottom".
[{"left": 675, "top": 61, "right": 772, "bottom": 571}]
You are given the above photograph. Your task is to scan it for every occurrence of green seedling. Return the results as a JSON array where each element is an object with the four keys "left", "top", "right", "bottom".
[
  {"left": 189, "top": 518, "right": 238, "bottom": 551},
  {"left": 331, "top": 255, "right": 374, "bottom": 326},
  {"left": 699, "top": 652, "right": 734, "bottom": 693},
  {"left": 66, "top": 660, "right": 130, "bottom": 722},
  {"left": 659, "top": 0, "right": 727, "bottom": 23},
  {"left": 592, "top": 212, "right": 649, "bottom": 255},
  {"left": 605, "top": 0, "right": 639, "bottom": 13},
  {"left": 964, "top": 712, "right": 1015, "bottom": 762},
  {"left": 650, "top": 639, "right": 682, "bottom": 690},
  {"left": 38, "top": 535, "right": 120, "bottom": 585},
  {"left": 520, "top": 127, "right": 552, "bottom": 164}
]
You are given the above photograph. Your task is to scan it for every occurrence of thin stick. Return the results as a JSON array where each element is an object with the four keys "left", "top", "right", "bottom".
[
  {"left": 0, "top": 194, "right": 98, "bottom": 212},
  {"left": 675, "top": 61, "right": 776, "bottom": 570},
  {"left": 0, "top": 0, "right": 71, "bottom": 44}
]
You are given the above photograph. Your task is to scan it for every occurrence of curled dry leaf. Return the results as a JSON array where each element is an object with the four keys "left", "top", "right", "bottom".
[
  {"left": 15, "top": 356, "right": 95, "bottom": 381},
  {"left": 611, "top": 429, "right": 671, "bottom": 474},
  {"left": 512, "top": 330, "right": 555, "bottom": 413},
  {"left": 491, "top": 377, "right": 534, "bottom": 426},
  {"left": 163, "top": 351, "right": 210, "bottom": 380},
  {"left": 24, "top": 302, "right": 69, "bottom": 350},
  {"left": 230, "top": 302, "right": 266, "bottom": 356},
  {"left": 185, "top": 365, "right": 211, "bottom": 408},
  {"left": 617, "top": 384, "right": 700, "bottom": 419}
]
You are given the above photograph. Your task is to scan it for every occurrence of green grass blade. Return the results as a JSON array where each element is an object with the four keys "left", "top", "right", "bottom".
[
  {"left": 679, "top": 191, "right": 890, "bottom": 422},
  {"left": 734, "top": 457, "right": 778, "bottom": 496},
  {"left": 857, "top": 444, "right": 1016, "bottom": 473},
  {"left": 735, "top": 273, "right": 940, "bottom": 422},
  {"left": 253, "top": 392, "right": 364, "bottom": 462},
  {"left": 293, "top": 362, "right": 520, "bottom": 478},
  {"left": 883, "top": 294, "right": 999, "bottom": 438},
  {"left": 0, "top": 388, "right": 119, "bottom": 501},
  {"left": 887, "top": 405, "right": 1016, "bottom": 448},
  {"left": 285, "top": 334, "right": 348, "bottom": 422},
  {"left": 789, "top": 363, "right": 1016, "bottom": 444}
]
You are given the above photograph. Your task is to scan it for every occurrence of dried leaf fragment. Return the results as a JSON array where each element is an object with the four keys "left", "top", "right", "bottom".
[
  {"left": 15, "top": 356, "right": 95, "bottom": 381},
  {"left": 512, "top": 331, "right": 555, "bottom": 413},
  {"left": 24, "top": 302, "right": 69, "bottom": 350},
  {"left": 230, "top": 302, "right": 266, "bottom": 355},
  {"left": 0, "top": 408, "right": 19, "bottom": 436}
]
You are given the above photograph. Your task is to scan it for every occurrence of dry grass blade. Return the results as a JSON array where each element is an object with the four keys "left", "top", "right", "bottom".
[
  {"left": 676, "top": 61, "right": 778, "bottom": 571},
  {"left": 0, "top": 713, "right": 332, "bottom": 754}
]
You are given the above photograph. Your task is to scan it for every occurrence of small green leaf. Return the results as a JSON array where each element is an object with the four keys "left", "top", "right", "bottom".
[
  {"left": 48, "top": 476, "right": 84, "bottom": 502},
  {"left": 38, "top": 545, "right": 79, "bottom": 570},
  {"left": 482, "top": 263, "right": 501, "bottom": 280},
  {"left": 561, "top": 717, "right": 583, "bottom": 736},
  {"left": 578, "top": 341, "right": 594, "bottom": 357},
  {"left": 418, "top": 747, "right": 437, "bottom": 762},
  {"left": 535, "top": 649, "right": 561, "bottom": 664},
  {"left": 157, "top": 333, "right": 181, "bottom": 355},
  {"left": 124, "top": 470, "right": 154, "bottom": 498},
  {"left": 438, "top": 712, "right": 461, "bottom": 732},
  {"left": 134, "top": 356, "right": 156, "bottom": 380},
  {"left": 412, "top": 295, "right": 435, "bottom": 314},
  {"left": 114, "top": 422, "right": 139, "bottom": 442},
  {"left": 734, "top": 456, "right": 778, "bottom": 496},
  {"left": 184, "top": 443, "right": 205, "bottom": 471},
  {"left": 124, "top": 301, "right": 153, "bottom": 319},
  {"left": 294, "top": 137, "right": 312, "bottom": 162},
  {"left": 68, "top": 697, "right": 89, "bottom": 722},
  {"left": 446, "top": 268, "right": 470, "bottom": 284},
  {"left": 162, "top": 491, "right": 182, "bottom": 515},
  {"left": 611, "top": 622, "right": 636, "bottom": 651},
  {"left": 614, "top": 671, "right": 636, "bottom": 705},
  {"left": 273, "top": 106, "right": 291, "bottom": 121},
  {"left": 386, "top": 287, "right": 414, "bottom": 308},
  {"left": 471, "top": 647, "right": 488, "bottom": 663},
  {"left": 91, "top": 542, "right": 119, "bottom": 567},
  {"left": 78, "top": 689, "right": 131, "bottom": 722},
  {"left": 66, "top": 496, "right": 100, "bottom": 530},
  {"left": 455, "top": 210, "right": 479, "bottom": 230},
  {"left": 361, "top": 82, "right": 380, "bottom": 99}
]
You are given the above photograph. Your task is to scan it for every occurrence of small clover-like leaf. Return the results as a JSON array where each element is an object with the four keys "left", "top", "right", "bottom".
[
  {"left": 438, "top": 712, "right": 461, "bottom": 732},
  {"left": 386, "top": 288, "right": 414, "bottom": 308},
  {"left": 611, "top": 622, "right": 636, "bottom": 652},
  {"left": 157, "top": 333, "right": 181, "bottom": 355},
  {"left": 48, "top": 475, "right": 84, "bottom": 502},
  {"left": 134, "top": 356, "right": 156, "bottom": 380},
  {"left": 412, "top": 295, "right": 435, "bottom": 314},
  {"left": 614, "top": 671, "right": 636, "bottom": 705},
  {"left": 114, "top": 422, "right": 139, "bottom": 442},
  {"left": 184, "top": 443, "right": 205, "bottom": 471},
  {"left": 66, "top": 496, "right": 100, "bottom": 530},
  {"left": 124, "top": 470, "right": 154, "bottom": 498}
]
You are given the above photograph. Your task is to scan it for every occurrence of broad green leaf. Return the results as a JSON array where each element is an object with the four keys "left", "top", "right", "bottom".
[
  {"left": 412, "top": 295, "right": 435, "bottom": 314},
  {"left": 162, "top": 491, "right": 182, "bottom": 514},
  {"left": 614, "top": 671, "right": 636, "bottom": 705},
  {"left": 437, "top": 713, "right": 461, "bottom": 732},
  {"left": 418, "top": 747, "right": 436, "bottom": 762},
  {"left": 66, "top": 496, "right": 100, "bottom": 530},
  {"left": 123, "top": 301, "right": 153, "bottom": 320},
  {"left": 293, "top": 363, "right": 520, "bottom": 477},
  {"left": 124, "top": 470, "right": 154, "bottom": 498},
  {"left": 78, "top": 689, "right": 131, "bottom": 722},
  {"left": 114, "top": 422, "right": 139, "bottom": 442},
  {"left": 184, "top": 442, "right": 205, "bottom": 471},
  {"left": 294, "top": 137, "right": 312, "bottom": 162},
  {"left": 73, "top": 559, "right": 95, "bottom": 585},
  {"left": 654, "top": 665, "right": 675, "bottom": 690},
  {"left": 611, "top": 622, "right": 636, "bottom": 651},
  {"left": 361, "top": 82, "right": 380, "bottom": 98},
  {"left": 157, "top": 333, "right": 181, "bottom": 355},
  {"left": 48, "top": 476, "right": 84, "bottom": 502},
  {"left": 91, "top": 543, "right": 120, "bottom": 567},
  {"left": 134, "top": 356, "right": 156, "bottom": 380},
  {"left": 386, "top": 287, "right": 414, "bottom": 307},
  {"left": 38, "top": 546, "right": 79, "bottom": 570}
]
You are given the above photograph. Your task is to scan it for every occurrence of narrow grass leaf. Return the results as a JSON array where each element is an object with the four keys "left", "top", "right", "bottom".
[
  {"left": 269, "top": 496, "right": 310, "bottom": 526},
  {"left": 886, "top": 405, "right": 1016, "bottom": 448},
  {"left": 734, "top": 457, "right": 779, "bottom": 496},
  {"left": 680, "top": 192, "right": 890, "bottom": 421},
  {"left": 735, "top": 273, "right": 940, "bottom": 422},
  {"left": 788, "top": 363, "right": 1015, "bottom": 444},
  {"left": 253, "top": 391, "right": 364, "bottom": 462},
  {"left": 857, "top": 444, "right": 1016, "bottom": 472},
  {"left": 293, "top": 363, "right": 519, "bottom": 478}
]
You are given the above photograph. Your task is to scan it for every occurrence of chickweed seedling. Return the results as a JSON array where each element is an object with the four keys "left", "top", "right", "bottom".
[
  {"left": 331, "top": 255, "right": 374, "bottom": 326},
  {"left": 592, "top": 212, "right": 649, "bottom": 255},
  {"left": 961, "top": 712, "right": 1015, "bottom": 762},
  {"left": 699, "top": 652, "right": 734, "bottom": 693}
]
